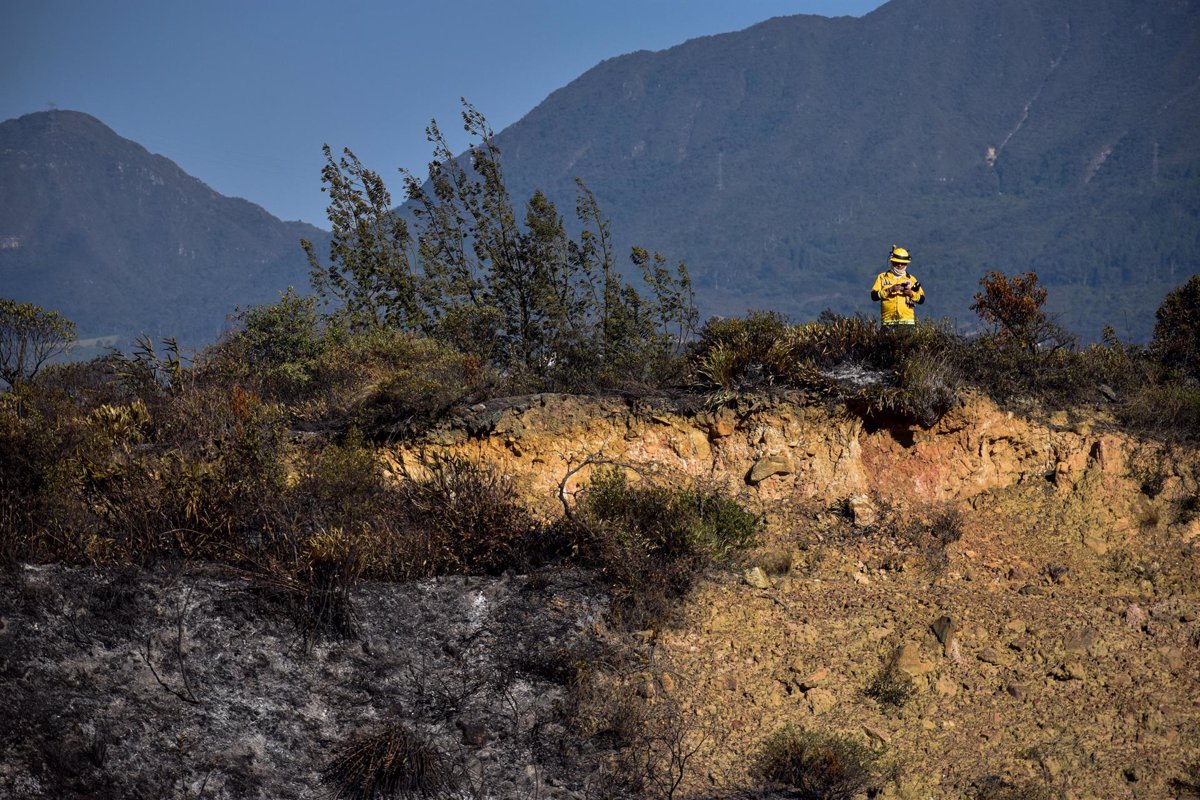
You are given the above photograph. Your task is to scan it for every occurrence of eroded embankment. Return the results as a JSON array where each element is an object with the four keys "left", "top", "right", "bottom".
[
  {"left": 384, "top": 391, "right": 1184, "bottom": 542},
  {"left": 383, "top": 391, "right": 1200, "bottom": 799}
]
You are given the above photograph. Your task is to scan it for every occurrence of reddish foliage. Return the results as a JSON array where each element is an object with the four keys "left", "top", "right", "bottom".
[{"left": 970, "top": 271, "right": 1051, "bottom": 348}]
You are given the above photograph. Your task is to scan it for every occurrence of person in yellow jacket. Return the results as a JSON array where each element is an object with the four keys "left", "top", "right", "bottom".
[{"left": 870, "top": 245, "right": 925, "bottom": 327}]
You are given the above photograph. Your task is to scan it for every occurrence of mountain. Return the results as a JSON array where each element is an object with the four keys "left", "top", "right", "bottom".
[
  {"left": 486, "top": 0, "right": 1200, "bottom": 341},
  {"left": 0, "top": 110, "right": 323, "bottom": 348}
]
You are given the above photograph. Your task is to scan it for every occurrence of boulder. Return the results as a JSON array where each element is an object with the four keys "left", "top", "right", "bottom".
[
  {"left": 747, "top": 455, "right": 792, "bottom": 484},
  {"left": 847, "top": 494, "right": 878, "bottom": 527}
]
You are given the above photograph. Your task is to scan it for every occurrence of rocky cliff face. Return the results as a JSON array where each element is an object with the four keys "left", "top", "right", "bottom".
[{"left": 386, "top": 392, "right": 1172, "bottom": 529}]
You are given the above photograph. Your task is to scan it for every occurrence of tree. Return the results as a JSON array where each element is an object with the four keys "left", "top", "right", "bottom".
[
  {"left": 305, "top": 99, "right": 695, "bottom": 387},
  {"left": 402, "top": 100, "right": 696, "bottom": 381},
  {"left": 0, "top": 298, "right": 76, "bottom": 388},
  {"left": 302, "top": 145, "right": 426, "bottom": 332},
  {"left": 970, "top": 271, "right": 1067, "bottom": 350},
  {"left": 1151, "top": 274, "right": 1200, "bottom": 382}
]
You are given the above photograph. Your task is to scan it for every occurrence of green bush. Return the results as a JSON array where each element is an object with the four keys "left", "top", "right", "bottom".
[
  {"left": 569, "top": 467, "right": 758, "bottom": 627},
  {"left": 0, "top": 386, "right": 79, "bottom": 563},
  {"left": 208, "top": 288, "right": 326, "bottom": 400},
  {"left": 755, "top": 725, "right": 882, "bottom": 800}
]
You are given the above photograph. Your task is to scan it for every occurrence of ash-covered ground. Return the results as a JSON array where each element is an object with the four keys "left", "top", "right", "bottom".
[{"left": 0, "top": 563, "right": 624, "bottom": 799}]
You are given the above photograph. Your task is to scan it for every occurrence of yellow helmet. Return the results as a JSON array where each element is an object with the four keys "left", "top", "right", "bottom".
[{"left": 889, "top": 245, "right": 911, "bottom": 265}]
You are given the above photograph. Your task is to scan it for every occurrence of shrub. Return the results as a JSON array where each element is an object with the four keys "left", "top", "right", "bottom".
[
  {"left": 865, "top": 647, "right": 915, "bottom": 710},
  {"left": 569, "top": 467, "right": 758, "bottom": 627},
  {"left": 322, "top": 723, "right": 447, "bottom": 800},
  {"left": 82, "top": 382, "right": 290, "bottom": 563},
  {"left": 1152, "top": 274, "right": 1200, "bottom": 383},
  {"left": 1119, "top": 384, "right": 1200, "bottom": 441},
  {"left": 696, "top": 311, "right": 793, "bottom": 389},
  {"left": 396, "top": 456, "right": 543, "bottom": 576},
  {"left": 970, "top": 271, "right": 1069, "bottom": 351},
  {"left": 209, "top": 288, "right": 326, "bottom": 400},
  {"left": 292, "top": 428, "right": 387, "bottom": 529},
  {"left": 694, "top": 312, "right": 963, "bottom": 426},
  {"left": 248, "top": 527, "right": 361, "bottom": 641},
  {"left": 326, "top": 332, "right": 492, "bottom": 436},
  {"left": 0, "top": 386, "right": 78, "bottom": 563},
  {"left": 755, "top": 725, "right": 882, "bottom": 800}
]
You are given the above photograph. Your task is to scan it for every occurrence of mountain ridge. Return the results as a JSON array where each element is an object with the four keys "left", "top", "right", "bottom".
[{"left": 0, "top": 110, "right": 323, "bottom": 346}]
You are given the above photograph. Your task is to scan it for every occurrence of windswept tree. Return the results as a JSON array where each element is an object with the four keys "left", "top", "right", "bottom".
[
  {"left": 302, "top": 99, "right": 695, "bottom": 387},
  {"left": 302, "top": 145, "right": 426, "bottom": 332},
  {"left": 0, "top": 298, "right": 76, "bottom": 388},
  {"left": 402, "top": 99, "right": 697, "bottom": 382}
]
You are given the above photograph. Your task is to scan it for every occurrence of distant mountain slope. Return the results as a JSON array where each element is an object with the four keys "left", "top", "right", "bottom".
[
  {"left": 489, "top": 0, "right": 1200, "bottom": 340},
  {"left": 0, "top": 111, "right": 323, "bottom": 347}
]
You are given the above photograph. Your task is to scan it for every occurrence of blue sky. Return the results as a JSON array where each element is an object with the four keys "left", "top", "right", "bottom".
[{"left": 3, "top": 1, "right": 885, "bottom": 227}]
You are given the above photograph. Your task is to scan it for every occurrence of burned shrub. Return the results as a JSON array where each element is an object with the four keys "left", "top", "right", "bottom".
[
  {"left": 396, "top": 456, "right": 543, "bottom": 576},
  {"left": 247, "top": 528, "right": 361, "bottom": 642},
  {"left": 322, "top": 723, "right": 448, "bottom": 800}
]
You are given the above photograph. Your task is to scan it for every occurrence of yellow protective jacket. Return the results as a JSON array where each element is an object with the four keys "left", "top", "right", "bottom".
[{"left": 871, "top": 270, "right": 925, "bottom": 325}]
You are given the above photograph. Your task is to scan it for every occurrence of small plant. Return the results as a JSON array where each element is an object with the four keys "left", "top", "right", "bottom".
[
  {"left": 398, "top": 455, "right": 542, "bottom": 575},
  {"left": 755, "top": 725, "right": 882, "bottom": 800},
  {"left": 865, "top": 647, "right": 915, "bottom": 710},
  {"left": 322, "top": 723, "right": 447, "bottom": 800}
]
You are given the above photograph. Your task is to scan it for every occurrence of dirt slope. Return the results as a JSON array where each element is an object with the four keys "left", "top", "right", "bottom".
[{"left": 387, "top": 392, "right": 1200, "bottom": 798}]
